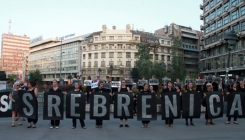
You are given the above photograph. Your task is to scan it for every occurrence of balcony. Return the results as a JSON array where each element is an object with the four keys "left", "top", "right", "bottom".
[
  {"left": 200, "top": 4, "right": 203, "bottom": 10},
  {"left": 222, "top": 0, "right": 228, "bottom": 3},
  {"left": 200, "top": 25, "right": 204, "bottom": 30}
]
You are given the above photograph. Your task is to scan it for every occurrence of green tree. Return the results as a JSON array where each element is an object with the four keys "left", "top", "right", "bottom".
[
  {"left": 135, "top": 44, "right": 166, "bottom": 81},
  {"left": 131, "top": 68, "right": 139, "bottom": 82},
  {"left": 170, "top": 36, "right": 186, "bottom": 81},
  {"left": 7, "top": 74, "right": 15, "bottom": 85},
  {"left": 29, "top": 69, "right": 42, "bottom": 84}
]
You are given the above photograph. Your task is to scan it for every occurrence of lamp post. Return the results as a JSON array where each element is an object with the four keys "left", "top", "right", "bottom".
[
  {"left": 110, "top": 64, "right": 114, "bottom": 80},
  {"left": 224, "top": 30, "right": 239, "bottom": 91},
  {"left": 97, "top": 68, "right": 102, "bottom": 75}
]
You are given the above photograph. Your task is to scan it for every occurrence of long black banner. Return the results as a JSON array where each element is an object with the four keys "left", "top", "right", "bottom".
[
  {"left": 114, "top": 92, "right": 134, "bottom": 119},
  {"left": 43, "top": 92, "right": 64, "bottom": 120},
  {"left": 182, "top": 91, "right": 202, "bottom": 118},
  {"left": 227, "top": 92, "right": 245, "bottom": 118},
  {"left": 18, "top": 90, "right": 37, "bottom": 119},
  {"left": 206, "top": 91, "right": 223, "bottom": 119},
  {"left": 0, "top": 91, "right": 12, "bottom": 117},
  {"left": 66, "top": 92, "right": 86, "bottom": 119}
]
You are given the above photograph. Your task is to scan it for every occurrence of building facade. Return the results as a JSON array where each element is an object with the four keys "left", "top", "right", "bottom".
[
  {"left": 155, "top": 23, "right": 202, "bottom": 74},
  {"left": 81, "top": 24, "right": 172, "bottom": 81},
  {"left": 0, "top": 33, "right": 30, "bottom": 79},
  {"left": 200, "top": 0, "right": 245, "bottom": 76},
  {"left": 29, "top": 36, "right": 84, "bottom": 82}
]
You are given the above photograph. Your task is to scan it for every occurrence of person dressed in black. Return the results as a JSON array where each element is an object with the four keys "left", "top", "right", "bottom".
[
  {"left": 47, "top": 79, "right": 62, "bottom": 129},
  {"left": 18, "top": 80, "right": 28, "bottom": 121},
  {"left": 111, "top": 77, "right": 118, "bottom": 104},
  {"left": 239, "top": 81, "right": 245, "bottom": 92},
  {"left": 184, "top": 82, "right": 195, "bottom": 126},
  {"left": 86, "top": 76, "right": 92, "bottom": 104},
  {"left": 105, "top": 76, "right": 112, "bottom": 103},
  {"left": 137, "top": 77, "right": 145, "bottom": 92},
  {"left": 93, "top": 81, "right": 107, "bottom": 128},
  {"left": 176, "top": 85, "right": 182, "bottom": 113},
  {"left": 140, "top": 83, "right": 151, "bottom": 128},
  {"left": 27, "top": 81, "right": 38, "bottom": 128},
  {"left": 226, "top": 81, "right": 239, "bottom": 124},
  {"left": 162, "top": 81, "right": 175, "bottom": 127},
  {"left": 9, "top": 81, "right": 21, "bottom": 127},
  {"left": 203, "top": 83, "right": 215, "bottom": 125},
  {"left": 118, "top": 79, "right": 131, "bottom": 127},
  {"left": 212, "top": 80, "right": 219, "bottom": 91},
  {"left": 64, "top": 82, "right": 86, "bottom": 129}
]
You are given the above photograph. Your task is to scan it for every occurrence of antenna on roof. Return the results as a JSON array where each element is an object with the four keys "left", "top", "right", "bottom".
[{"left": 8, "top": 19, "right": 12, "bottom": 34}]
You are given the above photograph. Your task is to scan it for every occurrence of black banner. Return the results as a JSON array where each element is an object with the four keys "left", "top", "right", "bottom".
[
  {"left": 206, "top": 91, "right": 223, "bottom": 119},
  {"left": 43, "top": 92, "right": 64, "bottom": 120},
  {"left": 90, "top": 92, "right": 110, "bottom": 120},
  {"left": 137, "top": 93, "right": 157, "bottom": 121},
  {"left": 114, "top": 92, "right": 133, "bottom": 118},
  {"left": 161, "top": 92, "right": 181, "bottom": 120},
  {"left": 18, "top": 90, "right": 37, "bottom": 119},
  {"left": 182, "top": 91, "right": 202, "bottom": 118},
  {"left": 66, "top": 92, "right": 86, "bottom": 119},
  {"left": 0, "top": 91, "right": 11, "bottom": 117},
  {"left": 227, "top": 92, "right": 245, "bottom": 118}
]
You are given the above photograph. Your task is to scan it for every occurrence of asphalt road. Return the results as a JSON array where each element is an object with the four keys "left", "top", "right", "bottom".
[{"left": 0, "top": 113, "right": 245, "bottom": 140}]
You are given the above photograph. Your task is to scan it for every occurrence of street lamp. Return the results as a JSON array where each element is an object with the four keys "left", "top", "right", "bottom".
[
  {"left": 97, "top": 68, "right": 102, "bottom": 75},
  {"left": 224, "top": 30, "right": 239, "bottom": 90},
  {"left": 110, "top": 64, "right": 113, "bottom": 80}
]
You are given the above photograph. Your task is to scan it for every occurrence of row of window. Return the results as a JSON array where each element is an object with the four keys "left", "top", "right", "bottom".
[
  {"left": 205, "top": 8, "right": 245, "bottom": 34},
  {"left": 204, "top": 0, "right": 239, "bottom": 13},
  {"left": 93, "top": 36, "right": 133, "bottom": 41},
  {"left": 182, "top": 44, "right": 198, "bottom": 50},
  {"left": 84, "top": 52, "right": 135, "bottom": 59},
  {"left": 84, "top": 44, "right": 135, "bottom": 51},
  {"left": 83, "top": 61, "right": 133, "bottom": 68}
]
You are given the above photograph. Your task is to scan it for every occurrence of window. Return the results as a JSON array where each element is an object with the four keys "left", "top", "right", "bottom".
[
  {"left": 210, "top": 11, "right": 215, "bottom": 20},
  {"left": 205, "top": 4, "right": 209, "bottom": 12},
  {"left": 94, "top": 53, "right": 98, "bottom": 59},
  {"left": 101, "top": 61, "right": 105, "bottom": 67},
  {"left": 216, "top": 6, "right": 222, "bottom": 16},
  {"left": 118, "top": 36, "right": 122, "bottom": 40},
  {"left": 94, "top": 61, "right": 98, "bottom": 67},
  {"left": 134, "top": 52, "right": 138, "bottom": 58},
  {"left": 210, "top": 23, "right": 215, "bottom": 31},
  {"left": 223, "top": 15, "right": 229, "bottom": 25},
  {"left": 118, "top": 52, "right": 122, "bottom": 58},
  {"left": 167, "top": 49, "right": 170, "bottom": 53},
  {"left": 109, "top": 44, "right": 113, "bottom": 49},
  {"left": 109, "top": 52, "right": 114, "bottom": 58},
  {"left": 126, "top": 52, "right": 131, "bottom": 58},
  {"left": 155, "top": 54, "right": 158, "bottom": 60},
  {"left": 223, "top": 2, "right": 229, "bottom": 11},
  {"left": 232, "top": 24, "right": 239, "bottom": 33},
  {"left": 117, "top": 61, "right": 122, "bottom": 66},
  {"left": 241, "top": 22, "right": 245, "bottom": 31},
  {"left": 167, "top": 41, "right": 170, "bottom": 45},
  {"left": 88, "top": 62, "right": 91, "bottom": 67},
  {"left": 241, "top": 6, "right": 245, "bottom": 16},
  {"left": 102, "top": 36, "right": 106, "bottom": 40},
  {"left": 88, "top": 53, "right": 92, "bottom": 59},
  {"left": 94, "top": 37, "right": 98, "bottom": 41},
  {"left": 83, "top": 62, "right": 85, "bottom": 67},
  {"left": 126, "top": 45, "right": 131, "bottom": 49},
  {"left": 210, "top": 0, "right": 215, "bottom": 8},
  {"left": 118, "top": 44, "right": 122, "bottom": 49},
  {"left": 88, "top": 46, "right": 91, "bottom": 51},
  {"left": 109, "top": 61, "right": 114, "bottom": 66},
  {"left": 231, "top": 0, "right": 238, "bottom": 6},
  {"left": 135, "top": 36, "right": 139, "bottom": 40},
  {"left": 216, "top": 19, "right": 222, "bottom": 28},
  {"left": 102, "top": 45, "right": 106, "bottom": 49},
  {"left": 161, "top": 55, "right": 165, "bottom": 61},
  {"left": 161, "top": 40, "right": 164, "bottom": 44},
  {"left": 101, "top": 52, "right": 106, "bottom": 58},
  {"left": 83, "top": 54, "right": 86, "bottom": 59},
  {"left": 231, "top": 10, "right": 238, "bottom": 21},
  {"left": 94, "top": 45, "right": 98, "bottom": 50},
  {"left": 126, "top": 61, "right": 131, "bottom": 67},
  {"left": 205, "top": 26, "right": 210, "bottom": 34},
  {"left": 109, "top": 36, "right": 114, "bottom": 40},
  {"left": 205, "top": 15, "right": 209, "bottom": 23}
]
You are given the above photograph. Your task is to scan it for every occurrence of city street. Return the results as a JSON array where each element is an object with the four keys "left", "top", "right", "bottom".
[{"left": 0, "top": 113, "right": 245, "bottom": 140}]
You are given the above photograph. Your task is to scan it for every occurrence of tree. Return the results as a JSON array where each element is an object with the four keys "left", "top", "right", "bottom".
[
  {"left": 169, "top": 36, "right": 186, "bottom": 81},
  {"left": 135, "top": 44, "right": 167, "bottom": 81},
  {"left": 131, "top": 68, "right": 139, "bottom": 82},
  {"left": 7, "top": 74, "right": 15, "bottom": 85},
  {"left": 29, "top": 69, "right": 42, "bottom": 84}
]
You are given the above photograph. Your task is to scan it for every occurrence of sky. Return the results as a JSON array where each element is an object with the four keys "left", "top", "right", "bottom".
[{"left": 0, "top": 0, "right": 203, "bottom": 48}]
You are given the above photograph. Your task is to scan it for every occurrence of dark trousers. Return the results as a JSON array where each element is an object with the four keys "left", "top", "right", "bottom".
[
  {"left": 51, "top": 120, "right": 60, "bottom": 126},
  {"left": 27, "top": 101, "right": 38, "bottom": 124},
  {"left": 228, "top": 117, "right": 237, "bottom": 122},
  {"left": 165, "top": 119, "right": 174, "bottom": 125},
  {"left": 86, "top": 93, "right": 90, "bottom": 103},
  {"left": 185, "top": 118, "right": 193, "bottom": 123},
  {"left": 142, "top": 121, "right": 150, "bottom": 124},
  {"left": 205, "top": 110, "right": 209, "bottom": 120},
  {"left": 72, "top": 119, "right": 85, "bottom": 127},
  {"left": 120, "top": 118, "right": 128, "bottom": 120},
  {"left": 110, "top": 95, "right": 114, "bottom": 104},
  {"left": 96, "top": 120, "right": 103, "bottom": 125},
  {"left": 133, "top": 103, "right": 137, "bottom": 113}
]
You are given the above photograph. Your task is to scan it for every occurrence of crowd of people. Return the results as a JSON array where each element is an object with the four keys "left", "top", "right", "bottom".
[{"left": 7, "top": 74, "right": 244, "bottom": 129}]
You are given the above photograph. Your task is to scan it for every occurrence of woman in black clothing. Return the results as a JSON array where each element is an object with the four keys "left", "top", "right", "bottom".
[
  {"left": 86, "top": 76, "right": 92, "bottom": 104},
  {"left": 184, "top": 82, "right": 195, "bottom": 126},
  {"left": 162, "top": 81, "right": 175, "bottom": 127},
  {"left": 176, "top": 86, "right": 182, "bottom": 113},
  {"left": 203, "top": 83, "right": 215, "bottom": 125},
  {"left": 64, "top": 83, "right": 86, "bottom": 129},
  {"left": 93, "top": 81, "right": 107, "bottom": 128},
  {"left": 118, "top": 79, "right": 131, "bottom": 127},
  {"left": 226, "top": 82, "right": 239, "bottom": 124},
  {"left": 9, "top": 81, "right": 21, "bottom": 127},
  {"left": 27, "top": 81, "right": 38, "bottom": 128},
  {"left": 48, "top": 79, "right": 62, "bottom": 129},
  {"left": 141, "top": 83, "right": 151, "bottom": 128}
]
